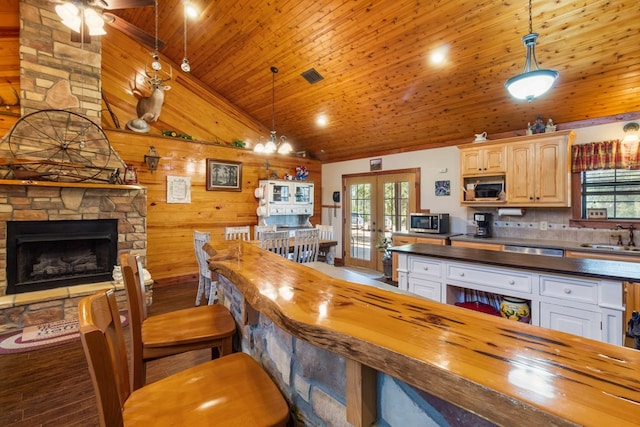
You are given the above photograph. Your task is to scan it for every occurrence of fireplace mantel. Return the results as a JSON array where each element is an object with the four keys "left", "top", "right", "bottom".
[{"left": 0, "top": 179, "right": 144, "bottom": 190}]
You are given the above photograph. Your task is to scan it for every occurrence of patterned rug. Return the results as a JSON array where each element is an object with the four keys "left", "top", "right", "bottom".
[{"left": 0, "top": 312, "right": 127, "bottom": 355}]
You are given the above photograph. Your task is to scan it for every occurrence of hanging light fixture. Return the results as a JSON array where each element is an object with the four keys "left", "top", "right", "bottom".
[
  {"left": 56, "top": 1, "right": 106, "bottom": 37},
  {"left": 254, "top": 67, "right": 293, "bottom": 155},
  {"left": 504, "top": 0, "right": 558, "bottom": 102},
  {"left": 180, "top": 2, "right": 191, "bottom": 72},
  {"left": 150, "top": 0, "right": 162, "bottom": 71}
]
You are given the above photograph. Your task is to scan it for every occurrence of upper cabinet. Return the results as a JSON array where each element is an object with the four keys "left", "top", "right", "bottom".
[
  {"left": 460, "top": 144, "right": 506, "bottom": 176},
  {"left": 458, "top": 130, "right": 575, "bottom": 207}
]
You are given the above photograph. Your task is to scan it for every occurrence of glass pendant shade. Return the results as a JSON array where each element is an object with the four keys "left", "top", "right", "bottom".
[
  {"left": 505, "top": 33, "right": 558, "bottom": 102},
  {"left": 56, "top": 2, "right": 106, "bottom": 36},
  {"left": 253, "top": 67, "right": 294, "bottom": 155}
]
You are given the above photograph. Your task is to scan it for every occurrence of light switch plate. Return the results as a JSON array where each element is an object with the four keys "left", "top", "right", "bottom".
[{"left": 587, "top": 208, "right": 608, "bottom": 219}]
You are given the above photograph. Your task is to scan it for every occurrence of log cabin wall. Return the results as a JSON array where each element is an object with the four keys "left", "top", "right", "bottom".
[
  {"left": 106, "top": 130, "right": 321, "bottom": 285},
  {"left": 1, "top": 0, "right": 322, "bottom": 286}
]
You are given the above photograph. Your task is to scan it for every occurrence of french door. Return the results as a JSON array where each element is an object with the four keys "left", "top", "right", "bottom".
[{"left": 343, "top": 171, "right": 418, "bottom": 271}]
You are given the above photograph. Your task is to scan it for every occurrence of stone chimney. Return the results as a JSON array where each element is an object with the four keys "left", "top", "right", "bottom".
[{"left": 19, "top": 0, "right": 102, "bottom": 120}]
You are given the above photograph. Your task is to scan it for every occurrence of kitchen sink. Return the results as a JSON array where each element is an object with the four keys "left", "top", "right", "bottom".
[{"left": 579, "top": 243, "right": 640, "bottom": 252}]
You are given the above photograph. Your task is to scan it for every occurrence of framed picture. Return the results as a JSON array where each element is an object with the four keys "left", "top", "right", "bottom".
[
  {"left": 206, "top": 159, "right": 242, "bottom": 191},
  {"left": 370, "top": 158, "right": 382, "bottom": 171},
  {"left": 435, "top": 180, "right": 450, "bottom": 196},
  {"left": 167, "top": 176, "right": 191, "bottom": 203}
]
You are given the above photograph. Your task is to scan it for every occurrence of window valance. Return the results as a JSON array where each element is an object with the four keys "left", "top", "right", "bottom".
[{"left": 571, "top": 139, "right": 639, "bottom": 172}]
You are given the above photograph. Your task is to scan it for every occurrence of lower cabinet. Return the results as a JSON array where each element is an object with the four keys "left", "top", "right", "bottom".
[
  {"left": 396, "top": 253, "right": 625, "bottom": 346},
  {"left": 539, "top": 303, "right": 601, "bottom": 340},
  {"left": 391, "top": 234, "right": 447, "bottom": 282}
]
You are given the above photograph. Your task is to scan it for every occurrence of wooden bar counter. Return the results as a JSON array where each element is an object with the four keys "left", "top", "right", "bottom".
[{"left": 208, "top": 242, "right": 640, "bottom": 426}]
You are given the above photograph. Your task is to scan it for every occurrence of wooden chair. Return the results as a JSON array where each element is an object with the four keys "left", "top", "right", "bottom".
[
  {"left": 78, "top": 289, "right": 289, "bottom": 427},
  {"left": 259, "top": 231, "right": 291, "bottom": 258},
  {"left": 224, "top": 225, "right": 251, "bottom": 241},
  {"left": 254, "top": 224, "right": 277, "bottom": 240},
  {"left": 120, "top": 253, "right": 236, "bottom": 391},
  {"left": 194, "top": 230, "right": 217, "bottom": 305},
  {"left": 315, "top": 224, "right": 334, "bottom": 262},
  {"left": 292, "top": 228, "right": 320, "bottom": 263}
]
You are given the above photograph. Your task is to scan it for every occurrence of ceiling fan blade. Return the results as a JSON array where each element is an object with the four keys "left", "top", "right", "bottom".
[
  {"left": 105, "top": 13, "right": 165, "bottom": 49},
  {"left": 102, "top": 0, "right": 154, "bottom": 10}
]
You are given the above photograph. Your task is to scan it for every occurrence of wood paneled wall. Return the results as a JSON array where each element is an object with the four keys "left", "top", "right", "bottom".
[
  {"left": 0, "top": 13, "right": 321, "bottom": 285},
  {"left": 108, "top": 131, "right": 321, "bottom": 284}
]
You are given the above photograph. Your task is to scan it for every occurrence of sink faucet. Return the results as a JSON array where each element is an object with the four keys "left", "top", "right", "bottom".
[{"left": 616, "top": 224, "right": 636, "bottom": 247}]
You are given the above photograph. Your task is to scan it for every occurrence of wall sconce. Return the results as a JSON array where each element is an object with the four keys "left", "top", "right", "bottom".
[{"left": 144, "top": 146, "right": 161, "bottom": 171}]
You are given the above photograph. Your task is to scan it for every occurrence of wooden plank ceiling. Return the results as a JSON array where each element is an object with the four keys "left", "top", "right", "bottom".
[{"left": 5, "top": 0, "right": 640, "bottom": 162}]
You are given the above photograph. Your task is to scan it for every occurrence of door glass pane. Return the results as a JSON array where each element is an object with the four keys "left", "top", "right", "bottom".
[{"left": 350, "top": 182, "right": 372, "bottom": 261}]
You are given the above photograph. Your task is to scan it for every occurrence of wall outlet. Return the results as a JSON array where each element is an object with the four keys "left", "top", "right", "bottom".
[{"left": 540, "top": 221, "right": 548, "bottom": 231}]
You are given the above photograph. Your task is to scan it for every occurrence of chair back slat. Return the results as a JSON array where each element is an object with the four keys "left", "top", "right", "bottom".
[
  {"left": 315, "top": 224, "right": 334, "bottom": 240},
  {"left": 254, "top": 224, "right": 277, "bottom": 240},
  {"left": 79, "top": 289, "right": 129, "bottom": 427},
  {"left": 224, "top": 226, "right": 251, "bottom": 241},
  {"left": 194, "top": 231, "right": 211, "bottom": 277},
  {"left": 292, "top": 229, "right": 320, "bottom": 263},
  {"left": 259, "top": 231, "right": 291, "bottom": 258}
]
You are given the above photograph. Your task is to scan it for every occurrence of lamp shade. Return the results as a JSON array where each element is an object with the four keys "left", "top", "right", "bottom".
[{"left": 505, "top": 69, "right": 558, "bottom": 101}]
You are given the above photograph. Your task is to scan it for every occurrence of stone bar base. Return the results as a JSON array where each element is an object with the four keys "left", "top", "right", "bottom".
[{"left": 216, "top": 274, "right": 492, "bottom": 426}]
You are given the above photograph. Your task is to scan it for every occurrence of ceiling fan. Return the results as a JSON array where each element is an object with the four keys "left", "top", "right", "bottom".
[{"left": 55, "top": 0, "right": 159, "bottom": 45}]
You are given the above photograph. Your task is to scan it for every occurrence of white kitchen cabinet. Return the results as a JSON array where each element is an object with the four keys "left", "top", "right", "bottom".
[
  {"left": 539, "top": 303, "right": 601, "bottom": 340},
  {"left": 396, "top": 252, "right": 625, "bottom": 345}
]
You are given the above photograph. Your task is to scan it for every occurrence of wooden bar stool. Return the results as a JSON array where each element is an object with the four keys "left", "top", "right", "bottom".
[
  {"left": 79, "top": 289, "right": 289, "bottom": 427},
  {"left": 120, "top": 253, "right": 236, "bottom": 390}
]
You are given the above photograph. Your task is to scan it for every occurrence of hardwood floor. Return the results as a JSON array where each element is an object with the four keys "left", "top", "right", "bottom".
[{"left": 0, "top": 281, "right": 211, "bottom": 427}]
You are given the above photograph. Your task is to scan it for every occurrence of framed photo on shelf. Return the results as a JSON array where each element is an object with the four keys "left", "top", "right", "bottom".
[{"left": 206, "top": 159, "right": 242, "bottom": 191}]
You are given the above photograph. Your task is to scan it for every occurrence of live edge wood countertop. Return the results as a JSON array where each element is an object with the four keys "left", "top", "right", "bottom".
[{"left": 209, "top": 242, "right": 640, "bottom": 427}]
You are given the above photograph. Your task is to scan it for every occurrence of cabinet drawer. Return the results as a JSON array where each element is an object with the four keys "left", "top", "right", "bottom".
[
  {"left": 539, "top": 276, "right": 598, "bottom": 305},
  {"left": 447, "top": 263, "right": 531, "bottom": 294},
  {"left": 409, "top": 277, "right": 441, "bottom": 302},
  {"left": 409, "top": 257, "right": 442, "bottom": 279}
]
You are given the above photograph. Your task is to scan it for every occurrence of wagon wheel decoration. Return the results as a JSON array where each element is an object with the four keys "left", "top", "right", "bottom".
[{"left": 3, "top": 109, "right": 115, "bottom": 183}]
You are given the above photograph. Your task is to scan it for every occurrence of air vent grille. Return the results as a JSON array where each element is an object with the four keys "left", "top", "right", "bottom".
[{"left": 301, "top": 68, "right": 324, "bottom": 84}]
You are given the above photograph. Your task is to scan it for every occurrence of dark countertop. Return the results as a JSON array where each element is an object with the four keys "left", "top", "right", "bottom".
[
  {"left": 390, "top": 243, "right": 640, "bottom": 282},
  {"left": 392, "top": 231, "right": 461, "bottom": 240},
  {"left": 448, "top": 234, "right": 640, "bottom": 259}
]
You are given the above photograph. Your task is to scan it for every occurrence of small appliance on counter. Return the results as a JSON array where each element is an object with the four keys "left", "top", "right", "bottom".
[
  {"left": 409, "top": 213, "right": 450, "bottom": 234},
  {"left": 474, "top": 212, "right": 492, "bottom": 238}
]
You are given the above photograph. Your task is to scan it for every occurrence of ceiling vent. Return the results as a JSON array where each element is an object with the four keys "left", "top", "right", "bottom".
[{"left": 301, "top": 68, "right": 324, "bottom": 84}]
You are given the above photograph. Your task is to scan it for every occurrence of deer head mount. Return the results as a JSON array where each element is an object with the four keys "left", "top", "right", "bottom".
[
  {"left": 136, "top": 63, "right": 172, "bottom": 122},
  {"left": 126, "top": 63, "right": 172, "bottom": 133}
]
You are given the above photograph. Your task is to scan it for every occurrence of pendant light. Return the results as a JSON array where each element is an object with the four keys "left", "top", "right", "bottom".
[
  {"left": 254, "top": 67, "right": 293, "bottom": 155},
  {"left": 504, "top": 0, "right": 558, "bottom": 102},
  {"left": 180, "top": 1, "right": 190, "bottom": 72},
  {"left": 151, "top": 0, "right": 162, "bottom": 71}
]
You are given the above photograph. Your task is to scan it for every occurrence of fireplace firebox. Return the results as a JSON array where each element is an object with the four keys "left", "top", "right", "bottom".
[{"left": 6, "top": 219, "right": 118, "bottom": 294}]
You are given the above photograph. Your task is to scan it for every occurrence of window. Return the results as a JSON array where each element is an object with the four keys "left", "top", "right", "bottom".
[{"left": 581, "top": 169, "right": 640, "bottom": 219}]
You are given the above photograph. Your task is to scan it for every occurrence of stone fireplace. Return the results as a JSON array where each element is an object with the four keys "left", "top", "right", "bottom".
[{"left": 0, "top": 183, "right": 146, "bottom": 332}]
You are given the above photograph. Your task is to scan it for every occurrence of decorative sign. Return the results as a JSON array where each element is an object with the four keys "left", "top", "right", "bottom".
[{"left": 167, "top": 176, "right": 191, "bottom": 203}]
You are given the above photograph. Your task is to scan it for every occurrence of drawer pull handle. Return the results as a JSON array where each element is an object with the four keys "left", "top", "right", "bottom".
[
  {"left": 423, "top": 266, "right": 429, "bottom": 271},
  {"left": 508, "top": 280, "right": 515, "bottom": 285},
  {"left": 564, "top": 288, "right": 572, "bottom": 294},
  {"left": 459, "top": 272, "right": 465, "bottom": 277}
]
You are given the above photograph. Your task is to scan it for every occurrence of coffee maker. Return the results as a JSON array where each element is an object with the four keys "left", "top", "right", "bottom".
[{"left": 474, "top": 212, "right": 492, "bottom": 238}]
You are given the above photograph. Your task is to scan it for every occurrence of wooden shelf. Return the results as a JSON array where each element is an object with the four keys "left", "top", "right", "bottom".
[{"left": 0, "top": 179, "right": 144, "bottom": 190}]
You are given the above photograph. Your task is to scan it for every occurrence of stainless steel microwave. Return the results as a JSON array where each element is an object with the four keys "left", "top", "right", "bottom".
[{"left": 409, "top": 213, "right": 450, "bottom": 234}]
